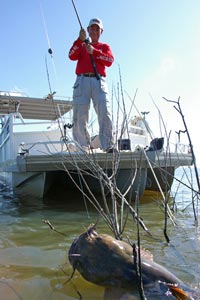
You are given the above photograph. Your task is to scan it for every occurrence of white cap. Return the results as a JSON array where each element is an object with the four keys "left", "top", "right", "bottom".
[{"left": 88, "top": 18, "right": 103, "bottom": 30}]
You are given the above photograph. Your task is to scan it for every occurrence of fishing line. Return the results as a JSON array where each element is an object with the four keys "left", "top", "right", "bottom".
[
  {"left": 44, "top": 55, "right": 67, "bottom": 145},
  {"left": 40, "top": 2, "right": 62, "bottom": 130},
  {"left": 45, "top": 56, "right": 54, "bottom": 95},
  {"left": 40, "top": 1, "right": 58, "bottom": 82},
  {"left": 40, "top": 2, "right": 52, "bottom": 54},
  {"left": 41, "top": 4, "right": 74, "bottom": 161}
]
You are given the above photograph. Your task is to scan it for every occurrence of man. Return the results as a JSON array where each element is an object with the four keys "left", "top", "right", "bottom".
[{"left": 68, "top": 18, "right": 114, "bottom": 152}]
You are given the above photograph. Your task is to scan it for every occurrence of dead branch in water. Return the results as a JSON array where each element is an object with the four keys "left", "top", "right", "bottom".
[
  {"left": 60, "top": 152, "right": 152, "bottom": 239},
  {"left": 134, "top": 188, "right": 147, "bottom": 300},
  {"left": 43, "top": 219, "right": 68, "bottom": 236},
  {"left": 163, "top": 96, "right": 199, "bottom": 225}
]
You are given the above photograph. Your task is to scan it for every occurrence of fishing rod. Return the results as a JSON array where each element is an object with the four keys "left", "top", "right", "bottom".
[
  {"left": 71, "top": 0, "right": 100, "bottom": 80},
  {"left": 71, "top": 0, "right": 82, "bottom": 28}
]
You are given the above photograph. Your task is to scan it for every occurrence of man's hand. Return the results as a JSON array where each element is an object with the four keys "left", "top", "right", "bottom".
[
  {"left": 79, "top": 28, "right": 86, "bottom": 41},
  {"left": 85, "top": 43, "right": 94, "bottom": 54}
]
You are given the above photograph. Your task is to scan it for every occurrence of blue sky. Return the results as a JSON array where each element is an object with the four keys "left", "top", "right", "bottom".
[{"left": 1, "top": 1, "right": 200, "bottom": 163}]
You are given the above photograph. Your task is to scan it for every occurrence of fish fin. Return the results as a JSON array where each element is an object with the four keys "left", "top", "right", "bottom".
[{"left": 167, "top": 284, "right": 192, "bottom": 300}]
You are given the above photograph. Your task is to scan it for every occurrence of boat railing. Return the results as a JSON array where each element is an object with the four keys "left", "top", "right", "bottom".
[
  {"left": 18, "top": 139, "right": 71, "bottom": 156},
  {"left": 128, "top": 125, "right": 147, "bottom": 136},
  {"left": 0, "top": 112, "right": 73, "bottom": 162},
  {"left": 172, "top": 142, "right": 191, "bottom": 154},
  {"left": 0, "top": 91, "right": 28, "bottom": 97}
]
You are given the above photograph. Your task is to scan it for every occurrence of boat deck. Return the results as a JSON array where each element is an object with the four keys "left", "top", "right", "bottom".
[{"left": 2, "top": 150, "right": 193, "bottom": 173}]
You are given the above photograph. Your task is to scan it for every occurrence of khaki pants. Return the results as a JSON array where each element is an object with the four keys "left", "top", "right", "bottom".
[{"left": 72, "top": 75, "right": 113, "bottom": 150}]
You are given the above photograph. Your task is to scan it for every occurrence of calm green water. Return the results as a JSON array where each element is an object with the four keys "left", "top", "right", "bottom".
[{"left": 0, "top": 168, "right": 200, "bottom": 300}]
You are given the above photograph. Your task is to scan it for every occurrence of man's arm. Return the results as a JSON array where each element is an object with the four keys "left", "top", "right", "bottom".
[
  {"left": 68, "top": 29, "right": 86, "bottom": 60},
  {"left": 93, "top": 44, "right": 114, "bottom": 67}
]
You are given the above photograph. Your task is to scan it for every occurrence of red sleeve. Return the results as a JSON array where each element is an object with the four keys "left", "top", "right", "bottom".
[
  {"left": 93, "top": 44, "right": 114, "bottom": 67},
  {"left": 68, "top": 38, "right": 84, "bottom": 61}
]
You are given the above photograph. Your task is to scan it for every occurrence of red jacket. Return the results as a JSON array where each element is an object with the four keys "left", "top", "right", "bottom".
[{"left": 68, "top": 38, "right": 114, "bottom": 77}]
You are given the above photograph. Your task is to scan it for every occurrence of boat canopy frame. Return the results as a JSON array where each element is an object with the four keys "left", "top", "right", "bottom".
[{"left": 0, "top": 94, "right": 72, "bottom": 120}]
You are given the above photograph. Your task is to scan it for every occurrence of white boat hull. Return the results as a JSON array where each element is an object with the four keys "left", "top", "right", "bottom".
[
  {"left": 12, "top": 171, "right": 46, "bottom": 199},
  {"left": 10, "top": 166, "right": 147, "bottom": 201}
]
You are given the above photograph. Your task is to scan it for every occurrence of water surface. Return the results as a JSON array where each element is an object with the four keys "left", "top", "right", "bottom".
[{"left": 0, "top": 168, "right": 200, "bottom": 300}]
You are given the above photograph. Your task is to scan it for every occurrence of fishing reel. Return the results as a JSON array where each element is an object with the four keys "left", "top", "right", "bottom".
[{"left": 84, "top": 38, "right": 90, "bottom": 45}]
